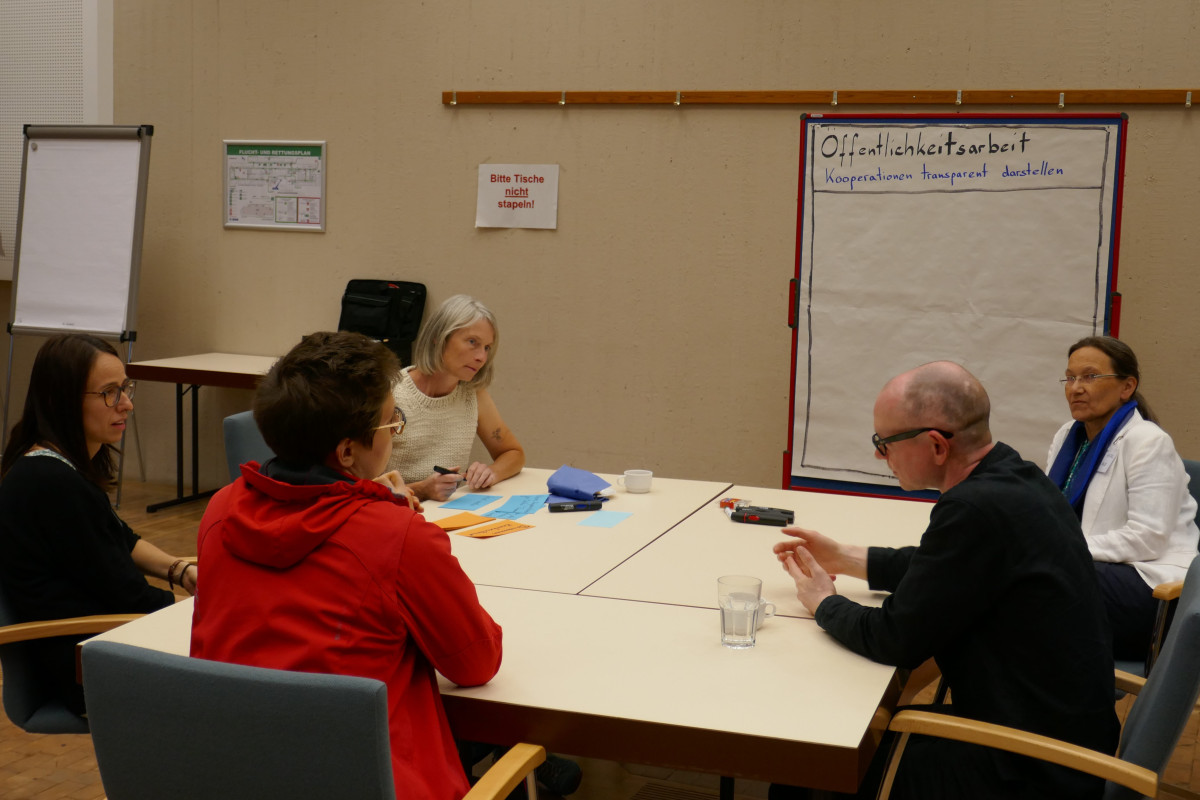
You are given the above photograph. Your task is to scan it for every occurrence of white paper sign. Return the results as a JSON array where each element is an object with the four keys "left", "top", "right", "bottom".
[{"left": 475, "top": 164, "right": 559, "bottom": 229}]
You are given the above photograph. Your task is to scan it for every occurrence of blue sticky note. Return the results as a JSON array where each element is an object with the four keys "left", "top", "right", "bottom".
[
  {"left": 578, "top": 510, "right": 632, "bottom": 528},
  {"left": 440, "top": 494, "right": 501, "bottom": 511},
  {"left": 487, "top": 494, "right": 550, "bottom": 519}
]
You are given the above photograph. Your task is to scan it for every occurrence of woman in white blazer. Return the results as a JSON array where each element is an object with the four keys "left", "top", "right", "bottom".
[{"left": 1046, "top": 336, "right": 1199, "bottom": 660}]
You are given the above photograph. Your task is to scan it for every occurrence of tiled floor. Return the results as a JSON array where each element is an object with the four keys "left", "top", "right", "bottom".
[{"left": 0, "top": 481, "right": 1197, "bottom": 799}]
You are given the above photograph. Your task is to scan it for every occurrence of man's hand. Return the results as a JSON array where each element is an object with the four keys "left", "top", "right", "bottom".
[
  {"left": 782, "top": 546, "right": 837, "bottom": 615},
  {"left": 773, "top": 526, "right": 868, "bottom": 580}
]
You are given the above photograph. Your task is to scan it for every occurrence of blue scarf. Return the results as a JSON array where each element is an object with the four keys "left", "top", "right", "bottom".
[{"left": 1048, "top": 399, "right": 1139, "bottom": 512}]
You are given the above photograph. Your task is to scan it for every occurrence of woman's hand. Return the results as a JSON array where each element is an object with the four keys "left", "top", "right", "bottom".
[
  {"left": 374, "top": 470, "right": 422, "bottom": 511},
  {"left": 414, "top": 470, "right": 466, "bottom": 502},
  {"left": 464, "top": 461, "right": 497, "bottom": 489},
  {"left": 179, "top": 563, "right": 198, "bottom": 596}
]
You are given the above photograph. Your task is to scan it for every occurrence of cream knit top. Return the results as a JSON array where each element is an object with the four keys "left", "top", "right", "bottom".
[{"left": 387, "top": 367, "right": 478, "bottom": 484}]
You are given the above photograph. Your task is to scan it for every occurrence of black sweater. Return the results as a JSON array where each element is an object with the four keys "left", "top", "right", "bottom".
[
  {"left": 0, "top": 452, "right": 173, "bottom": 713},
  {"left": 816, "top": 442, "right": 1119, "bottom": 796}
]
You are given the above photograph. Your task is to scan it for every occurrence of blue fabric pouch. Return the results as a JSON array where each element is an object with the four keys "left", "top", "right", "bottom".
[{"left": 546, "top": 464, "right": 611, "bottom": 503}]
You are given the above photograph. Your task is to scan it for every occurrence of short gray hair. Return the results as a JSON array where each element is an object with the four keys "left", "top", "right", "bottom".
[
  {"left": 900, "top": 361, "right": 991, "bottom": 449},
  {"left": 411, "top": 294, "right": 499, "bottom": 388}
]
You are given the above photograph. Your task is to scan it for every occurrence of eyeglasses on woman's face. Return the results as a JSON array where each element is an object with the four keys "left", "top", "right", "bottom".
[
  {"left": 1060, "top": 373, "right": 1122, "bottom": 387},
  {"left": 373, "top": 406, "right": 406, "bottom": 437},
  {"left": 84, "top": 380, "right": 136, "bottom": 407}
]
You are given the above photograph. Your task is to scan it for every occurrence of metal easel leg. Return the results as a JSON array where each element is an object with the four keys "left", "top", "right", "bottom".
[
  {"left": 1, "top": 334, "right": 14, "bottom": 453},
  {"left": 125, "top": 339, "right": 144, "bottom": 482}
]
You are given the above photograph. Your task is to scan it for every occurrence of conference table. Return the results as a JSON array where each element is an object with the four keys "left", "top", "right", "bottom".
[
  {"left": 85, "top": 468, "right": 933, "bottom": 794},
  {"left": 125, "top": 353, "right": 277, "bottom": 512}
]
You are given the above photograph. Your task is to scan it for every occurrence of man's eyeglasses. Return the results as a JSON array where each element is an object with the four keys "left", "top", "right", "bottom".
[
  {"left": 84, "top": 380, "right": 136, "bottom": 407},
  {"left": 1060, "top": 374, "right": 1122, "bottom": 386},
  {"left": 373, "top": 406, "right": 407, "bottom": 437},
  {"left": 872, "top": 427, "right": 954, "bottom": 457}
]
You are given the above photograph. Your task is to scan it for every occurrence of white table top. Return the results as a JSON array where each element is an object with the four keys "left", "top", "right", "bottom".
[
  {"left": 86, "top": 591, "right": 896, "bottom": 789},
  {"left": 88, "top": 590, "right": 893, "bottom": 753},
  {"left": 88, "top": 596, "right": 193, "bottom": 655},
  {"left": 83, "top": 478, "right": 934, "bottom": 790},
  {"left": 419, "top": 467, "right": 732, "bottom": 594},
  {"left": 438, "top": 586, "right": 894, "bottom": 750},
  {"left": 583, "top": 484, "right": 933, "bottom": 618},
  {"left": 127, "top": 352, "right": 278, "bottom": 375}
]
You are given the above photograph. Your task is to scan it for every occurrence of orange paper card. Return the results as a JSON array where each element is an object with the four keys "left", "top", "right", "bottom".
[
  {"left": 455, "top": 520, "right": 533, "bottom": 538},
  {"left": 432, "top": 512, "right": 494, "bottom": 531}
]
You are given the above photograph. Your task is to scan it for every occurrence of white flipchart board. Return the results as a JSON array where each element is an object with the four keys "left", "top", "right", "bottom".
[
  {"left": 787, "top": 114, "right": 1126, "bottom": 494},
  {"left": 9, "top": 125, "right": 153, "bottom": 338},
  {"left": 2, "top": 125, "right": 153, "bottom": 451}
]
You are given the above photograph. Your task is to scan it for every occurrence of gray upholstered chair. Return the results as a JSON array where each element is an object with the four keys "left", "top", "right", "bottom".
[
  {"left": 1114, "top": 457, "right": 1200, "bottom": 677},
  {"left": 82, "top": 641, "right": 544, "bottom": 800},
  {"left": 879, "top": 554, "right": 1200, "bottom": 800},
  {"left": 222, "top": 410, "right": 274, "bottom": 483},
  {"left": 0, "top": 579, "right": 137, "bottom": 734}
]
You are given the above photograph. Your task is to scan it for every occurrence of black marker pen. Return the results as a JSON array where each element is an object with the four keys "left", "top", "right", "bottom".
[
  {"left": 548, "top": 500, "right": 603, "bottom": 512},
  {"left": 433, "top": 465, "right": 466, "bottom": 483}
]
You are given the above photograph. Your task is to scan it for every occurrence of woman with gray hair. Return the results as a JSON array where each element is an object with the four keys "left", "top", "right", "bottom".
[{"left": 388, "top": 294, "right": 525, "bottom": 502}]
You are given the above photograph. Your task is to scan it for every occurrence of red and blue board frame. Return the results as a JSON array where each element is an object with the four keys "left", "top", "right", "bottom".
[{"left": 784, "top": 112, "right": 1128, "bottom": 500}]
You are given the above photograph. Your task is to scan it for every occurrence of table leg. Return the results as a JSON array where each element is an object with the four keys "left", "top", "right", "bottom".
[
  {"left": 191, "top": 383, "right": 200, "bottom": 498},
  {"left": 175, "top": 383, "right": 184, "bottom": 498},
  {"left": 720, "top": 776, "right": 734, "bottom": 800},
  {"left": 146, "top": 383, "right": 218, "bottom": 513}
]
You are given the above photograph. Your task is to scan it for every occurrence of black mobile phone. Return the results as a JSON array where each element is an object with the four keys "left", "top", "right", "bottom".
[
  {"left": 548, "top": 500, "right": 603, "bottom": 513},
  {"left": 731, "top": 508, "right": 792, "bottom": 526}
]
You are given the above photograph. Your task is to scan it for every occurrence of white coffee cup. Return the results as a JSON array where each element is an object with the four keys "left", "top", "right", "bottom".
[{"left": 616, "top": 469, "right": 653, "bottom": 493}]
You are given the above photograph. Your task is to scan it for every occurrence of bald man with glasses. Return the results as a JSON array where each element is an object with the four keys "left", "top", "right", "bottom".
[{"left": 771, "top": 362, "right": 1118, "bottom": 800}]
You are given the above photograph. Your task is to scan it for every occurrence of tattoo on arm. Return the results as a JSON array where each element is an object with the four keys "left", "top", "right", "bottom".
[{"left": 491, "top": 427, "right": 503, "bottom": 442}]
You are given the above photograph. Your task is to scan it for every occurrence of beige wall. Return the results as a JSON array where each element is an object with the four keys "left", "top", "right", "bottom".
[{"left": 13, "top": 1, "right": 1194, "bottom": 490}]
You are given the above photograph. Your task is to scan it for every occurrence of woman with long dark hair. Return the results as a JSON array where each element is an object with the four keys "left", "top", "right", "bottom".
[{"left": 0, "top": 334, "right": 195, "bottom": 714}]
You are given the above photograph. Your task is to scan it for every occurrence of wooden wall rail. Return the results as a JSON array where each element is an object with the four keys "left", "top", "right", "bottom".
[{"left": 442, "top": 89, "right": 1197, "bottom": 107}]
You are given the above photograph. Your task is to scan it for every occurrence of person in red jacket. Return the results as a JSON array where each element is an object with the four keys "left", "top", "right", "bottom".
[{"left": 191, "top": 331, "right": 502, "bottom": 800}]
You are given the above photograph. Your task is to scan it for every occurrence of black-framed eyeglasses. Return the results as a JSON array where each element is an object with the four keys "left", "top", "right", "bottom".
[
  {"left": 373, "top": 406, "right": 406, "bottom": 437},
  {"left": 84, "top": 380, "right": 136, "bottom": 408},
  {"left": 872, "top": 427, "right": 954, "bottom": 457},
  {"left": 1060, "top": 373, "right": 1122, "bottom": 386}
]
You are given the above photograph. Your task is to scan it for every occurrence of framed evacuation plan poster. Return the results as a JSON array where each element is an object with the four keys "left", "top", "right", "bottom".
[{"left": 224, "top": 140, "right": 326, "bottom": 231}]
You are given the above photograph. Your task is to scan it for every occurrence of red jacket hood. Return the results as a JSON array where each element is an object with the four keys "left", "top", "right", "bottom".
[{"left": 222, "top": 462, "right": 408, "bottom": 569}]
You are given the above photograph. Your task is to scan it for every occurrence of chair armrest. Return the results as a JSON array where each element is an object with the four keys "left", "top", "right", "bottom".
[
  {"left": 1114, "top": 668, "right": 1146, "bottom": 696},
  {"left": 886, "top": 710, "right": 1156, "bottom": 797},
  {"left": 0, "top": 614, "right": 143, "bottom": 646},
  {"left": 465, "top": 743, "right": 546, "bottom": 800},
  {"left": 1153, "top": 580, "right": 1183, "bottom": 602}
]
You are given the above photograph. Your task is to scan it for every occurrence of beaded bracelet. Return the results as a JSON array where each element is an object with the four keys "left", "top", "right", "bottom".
[{"left": 167, "top": 559, "right": 188, "bottom": 590}]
